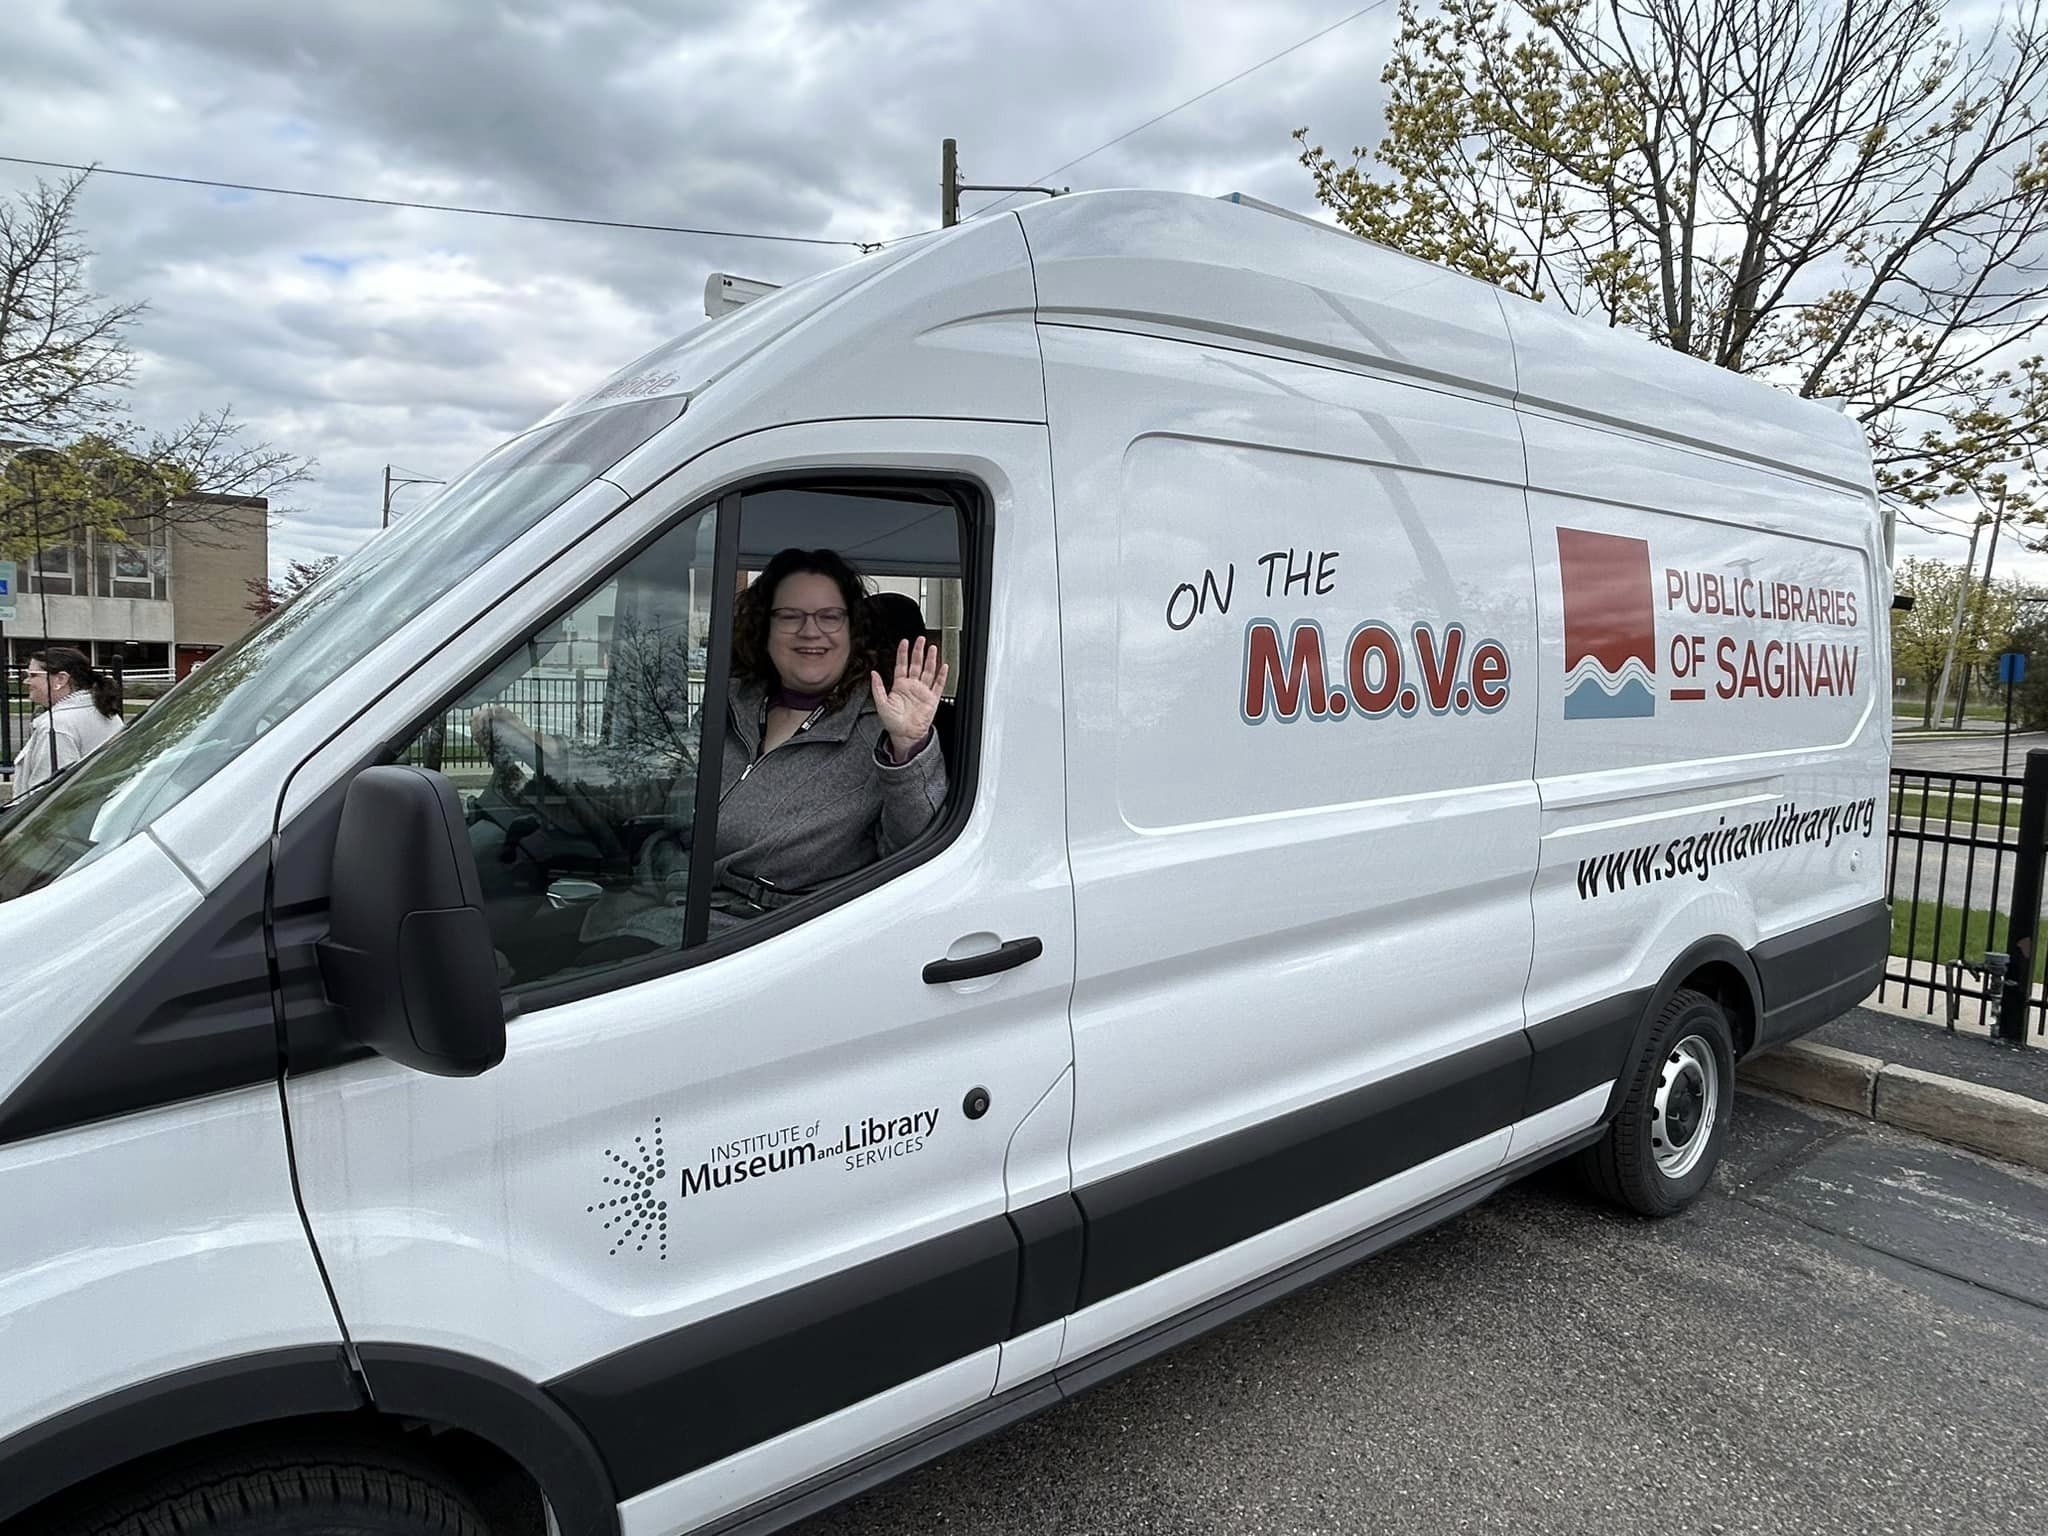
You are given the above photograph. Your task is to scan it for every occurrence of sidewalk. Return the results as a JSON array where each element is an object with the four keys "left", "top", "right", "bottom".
[
  {"left": 1742, "top": 1000, "right": 2048, "bottom": 1173},
  {"left": 1865, "top": 957, "right": 2046, "bottom": 1043}
]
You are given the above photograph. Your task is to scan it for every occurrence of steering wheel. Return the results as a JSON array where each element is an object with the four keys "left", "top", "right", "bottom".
[{"left": 470, "top": 723, "right": 630, "bottom": 868}]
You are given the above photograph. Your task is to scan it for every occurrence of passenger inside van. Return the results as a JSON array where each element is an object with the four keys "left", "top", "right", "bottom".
[
  {"left": 472, "top": 546, "right": 949, "bottom": 961},
  {"left": 863, "top": 588, "right": 958, "bottom": 771},
  {"left": 708, "top": 547, "right": 948, "bottom": 922},
  {"left": 863, "top": 591, "right": 935, "bottom": 683}
]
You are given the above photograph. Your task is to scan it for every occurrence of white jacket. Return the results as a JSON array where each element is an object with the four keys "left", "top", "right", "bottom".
[{"left": 10, "top": 690, "right": 124, "bottom": 802}]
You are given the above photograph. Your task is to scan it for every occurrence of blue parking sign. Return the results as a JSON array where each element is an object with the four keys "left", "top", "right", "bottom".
[{"left": 2000, "top": 651, "right": 2027, "bottom": 685}]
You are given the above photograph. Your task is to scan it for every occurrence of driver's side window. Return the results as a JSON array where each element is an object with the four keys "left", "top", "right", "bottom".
[
  {"left": 395, "top": 476, "right": 976, "bottom": 997},
  {"left": 398, "top": 504, "right": 719, "bottom": 989}
]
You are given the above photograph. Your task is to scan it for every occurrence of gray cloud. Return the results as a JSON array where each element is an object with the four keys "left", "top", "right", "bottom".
[{"left": 4, "top": 0, "right": 1405, "bottom": 568}]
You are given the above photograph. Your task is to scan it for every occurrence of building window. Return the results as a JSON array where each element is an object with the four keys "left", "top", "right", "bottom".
[
  {"left": 16, "top": 527, "right": 171, "bottom": 602},
  {"left": 95, "top": 525, "right": 170, "bottom": 601},
  {"left": 27, "top": 544, "right": 76, "bottom": 596}
]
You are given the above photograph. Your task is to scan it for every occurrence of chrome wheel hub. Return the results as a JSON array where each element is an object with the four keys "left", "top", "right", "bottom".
[{"left": 1652, "top": 1033, "right": 1720, "bottom": 1180}]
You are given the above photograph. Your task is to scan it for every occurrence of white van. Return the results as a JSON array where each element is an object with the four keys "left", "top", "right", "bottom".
[{"left": 0, "top": 191, "right": 1888, "bottom": 1536}]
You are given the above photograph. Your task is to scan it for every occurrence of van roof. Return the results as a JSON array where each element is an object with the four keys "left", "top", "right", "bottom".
[
  {"left": 1014, "top": 191, "right": 1874, "bottom": 493},
  {"left": 553, "top": 190, "right": 1873, "bottom": 495}
]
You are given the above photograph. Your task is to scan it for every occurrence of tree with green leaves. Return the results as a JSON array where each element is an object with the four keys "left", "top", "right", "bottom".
[
  {"left": 1, "top": 168, "right": 313, "bottom": 569},
  {"left": 1297, "top": 0, "right": 2048, "bottom": 524},
  {"left": 245, "top": 554, "right": 339, "bottom": 619},
  {"left": 2008, "top": 611, "right": 2048, "bottom": 730},
  {"left": 1891, "top": 554, "right": 2024, "bottom": 724},
  {"left": 0, "top": 410, "right": 312, "bottom": 566}
]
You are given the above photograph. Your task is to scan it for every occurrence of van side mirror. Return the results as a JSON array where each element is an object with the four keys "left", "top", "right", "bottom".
[{"left": 318, "top": 765, "right": 508, "bottom": 1076}]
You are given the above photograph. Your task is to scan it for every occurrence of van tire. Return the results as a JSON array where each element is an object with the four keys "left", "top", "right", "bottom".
[
  {"left": 1577, "top": 988, "right": 1733, "bottom": 1217},
  {"left": 47, "top": 1442, "right": 494, "bottom": 1536}
]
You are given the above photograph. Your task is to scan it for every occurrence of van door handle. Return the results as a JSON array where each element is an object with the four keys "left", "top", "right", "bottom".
[{"left": 923, "top": 937, "right": 1044, "bottom": 985}]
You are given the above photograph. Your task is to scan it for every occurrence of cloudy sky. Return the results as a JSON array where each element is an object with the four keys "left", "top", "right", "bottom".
[
  {"left": 1, "top": 0, "right": 1405, "bottom": 573},
  {"left": 0, "top": 0, "right": 2032, "bottom": 584}
]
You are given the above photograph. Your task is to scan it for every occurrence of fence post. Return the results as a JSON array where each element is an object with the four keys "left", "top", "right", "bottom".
[{"left": 1998, "top": 748, "right": 2048, "bottom": 1044}]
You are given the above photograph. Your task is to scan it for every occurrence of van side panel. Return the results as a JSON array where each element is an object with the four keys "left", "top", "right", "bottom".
[
  {"left": 0, "top": 835, "right": 344, "bottom": 1500},
  {"left": 0, "top": 1085, "right": 344, "bottom": 1454},
  {"left": 1041, "top": 324, "right": 1543, "bottom": 1336},
  {"left": 1520, "top": 410, "right": 1888, "bottom": 1053}
]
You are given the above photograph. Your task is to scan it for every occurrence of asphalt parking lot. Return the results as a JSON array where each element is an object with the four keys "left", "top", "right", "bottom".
[{"left": 796, "top": 1091, "right": 2048, "bottom": 1536}]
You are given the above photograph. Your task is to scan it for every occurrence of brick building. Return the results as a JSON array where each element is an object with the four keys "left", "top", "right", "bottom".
[{"left": 3, "top": 493, "right": 268, "bottom": 679}]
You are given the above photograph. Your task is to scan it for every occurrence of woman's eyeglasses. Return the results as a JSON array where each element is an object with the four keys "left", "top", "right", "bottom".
[{"left": 769, "top": 607, "right": 850, "bottom": 635}]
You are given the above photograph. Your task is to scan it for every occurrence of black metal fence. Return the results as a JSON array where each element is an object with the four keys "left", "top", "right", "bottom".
[
  {"left": 0, "top": 695, "right": 28, "bottom": 768},
  {"left": 411, "top": 674, "right": 708, "bottom": 773},
  {"left": 1881, "top": 754, "right": 2048, "bottom": 1045},
  {"left": 3, "top": 672, "right": 708, "bottom": 776},
  {"left": 1, "top": 665, "right": 174, "bottom": 768},
  {"left": 434, "top": 675, "right": 616, "bottom": 771}
]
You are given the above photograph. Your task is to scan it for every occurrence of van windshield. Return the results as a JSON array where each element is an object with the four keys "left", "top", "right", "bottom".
[{"left": 0, "top": 397, "right": 680, "bottom": 903}]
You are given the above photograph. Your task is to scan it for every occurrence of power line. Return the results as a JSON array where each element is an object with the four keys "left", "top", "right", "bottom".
[
  {"left": 969, "top": 0, "right": 1395, "bottom": 221},
  {"left": 1897, "top": 507, "right": 1976, "bottom": 541},
  {"left": 0, "top": 153, "right": 871, "bottom": 249}
]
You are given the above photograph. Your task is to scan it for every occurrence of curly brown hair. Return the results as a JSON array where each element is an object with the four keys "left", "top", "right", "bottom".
[{"left": 731, "top": 548, "right": 877, "bottom": 710}]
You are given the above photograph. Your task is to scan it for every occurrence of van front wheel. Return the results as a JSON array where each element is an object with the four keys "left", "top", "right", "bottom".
[
  {"left": 49, "top": 1442, "right": 494, "bottom": 1536},
  {"left": 1578, "top": 988, "right": 1734, "bottom": 1217}
]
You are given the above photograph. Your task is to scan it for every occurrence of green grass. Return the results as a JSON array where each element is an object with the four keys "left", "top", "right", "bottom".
[
  {"left": 1891, "top": 899, "right": 2048, "bottom": 983},
  {"left": 1891, "top": 789, "right": 2024, "bottom": 831},
  {"left": 1893, "top": 698, "right": 2024, "bottom": 725}
]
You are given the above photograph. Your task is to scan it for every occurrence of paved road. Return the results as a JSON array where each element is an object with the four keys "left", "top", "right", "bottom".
[
  {"left": 1887, "top": 833, "right": 2016, "bottom": 915},
  {"left": 1888, "top": 738, "right": 2029, "bottom": 915},
  {"left": 796, "top": 1094, "right": 2048, "bottom": 1536},
  {"left": 1893, "top": 729, "right": 2048, "bottom": 774}
]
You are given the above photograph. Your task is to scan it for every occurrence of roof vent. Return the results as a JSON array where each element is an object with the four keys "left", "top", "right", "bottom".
[{"left": 704, "top": 272, "right": 781, "bottom": 318}]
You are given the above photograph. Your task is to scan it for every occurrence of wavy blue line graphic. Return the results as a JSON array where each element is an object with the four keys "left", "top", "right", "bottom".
[{"left": 1563, "top": 677, "right": 1656, "bottom": 719}]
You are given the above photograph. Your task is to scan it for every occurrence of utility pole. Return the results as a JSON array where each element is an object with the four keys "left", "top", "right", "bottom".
[
  {"left": 940, "top": 138, "right": 1066, "bottom": 229},
  {"left": 382, "top": 465, "right": 445, "bottom": 529},
  {"left": 1954, "top": 484, "right": 2009, "bottom": 727},
  {"left": 1931, "top": 514, "right": 1984, "bottom": 732},
  {"left": 26, "top": 461, "right": 49, "bottom": 649}
]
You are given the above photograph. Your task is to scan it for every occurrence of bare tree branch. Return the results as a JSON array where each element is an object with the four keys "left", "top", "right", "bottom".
[
  {"left": 0, "top": 171, "right": 140, "bottom": 442},
  {"left": 1299, "top": 0, "right": 2048, "bottom": 519},
  {"left": 0, "top": 410, "right": 315, "bottom": 561}
]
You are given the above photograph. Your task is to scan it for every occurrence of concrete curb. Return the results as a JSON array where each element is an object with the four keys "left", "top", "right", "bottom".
[{"left": 1740, "top": 1042, "right": 2048, "bottom": 1174}]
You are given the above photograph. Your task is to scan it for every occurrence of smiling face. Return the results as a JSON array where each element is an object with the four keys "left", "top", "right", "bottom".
[
  {"left": 23, "top": 660, "right": 57, "bottom": 709},
  {"left": 765, "top": 570, "right": 853, "bottom": 695}
]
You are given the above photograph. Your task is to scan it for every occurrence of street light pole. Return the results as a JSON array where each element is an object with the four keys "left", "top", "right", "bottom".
[
  {"left": 1955, "top": 485, "right": 2009, "bottom": 727},
  {"left": 940, "top": 137, "right": 1065, "bottom": 227},
  {"left": 382, "top": 464, "right": 445, "bottom": 528},
  {"left": 1930, "top": 514, "right": 1984, "bottom": 731}
]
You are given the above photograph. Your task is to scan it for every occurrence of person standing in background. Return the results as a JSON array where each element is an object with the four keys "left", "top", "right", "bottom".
[{"left": 10, "top": 648, "right": 123, "bottom": 802}]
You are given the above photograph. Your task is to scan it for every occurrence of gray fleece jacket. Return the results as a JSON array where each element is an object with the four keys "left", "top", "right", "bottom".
[
  {"left": 711, "top": 677, "right": 948, "bottom": 911},
  {"left": 579, "top": 676, "right": 947, "bottom": 947}
]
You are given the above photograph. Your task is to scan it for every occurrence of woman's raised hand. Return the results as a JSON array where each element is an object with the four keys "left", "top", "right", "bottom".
[{"left": 871, "top": 638, "right": 949, "bottom": 761}]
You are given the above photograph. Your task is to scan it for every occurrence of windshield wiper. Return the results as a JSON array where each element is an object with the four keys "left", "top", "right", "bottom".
[{"left": 0, "top": 822, "right": 100, "bottom": 901}]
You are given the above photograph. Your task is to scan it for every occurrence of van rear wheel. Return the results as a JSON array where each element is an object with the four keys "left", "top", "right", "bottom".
[
  {"left": 47, "top": 1441, "right": 494, "bottom": 1536},
  {"left": 1577, "top": 988, "right": 1734, "bottom": 1216}
]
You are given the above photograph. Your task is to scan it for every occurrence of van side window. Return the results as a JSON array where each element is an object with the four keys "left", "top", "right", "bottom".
[
  {"left": 391, "top": 480, "right": 975, "bottom": 995},
  {"left": 711, "top": 485, "right": 966, "bottom": 931},
  {"left": 398, "top": 503, "right": 721, "bottom": 989}
]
